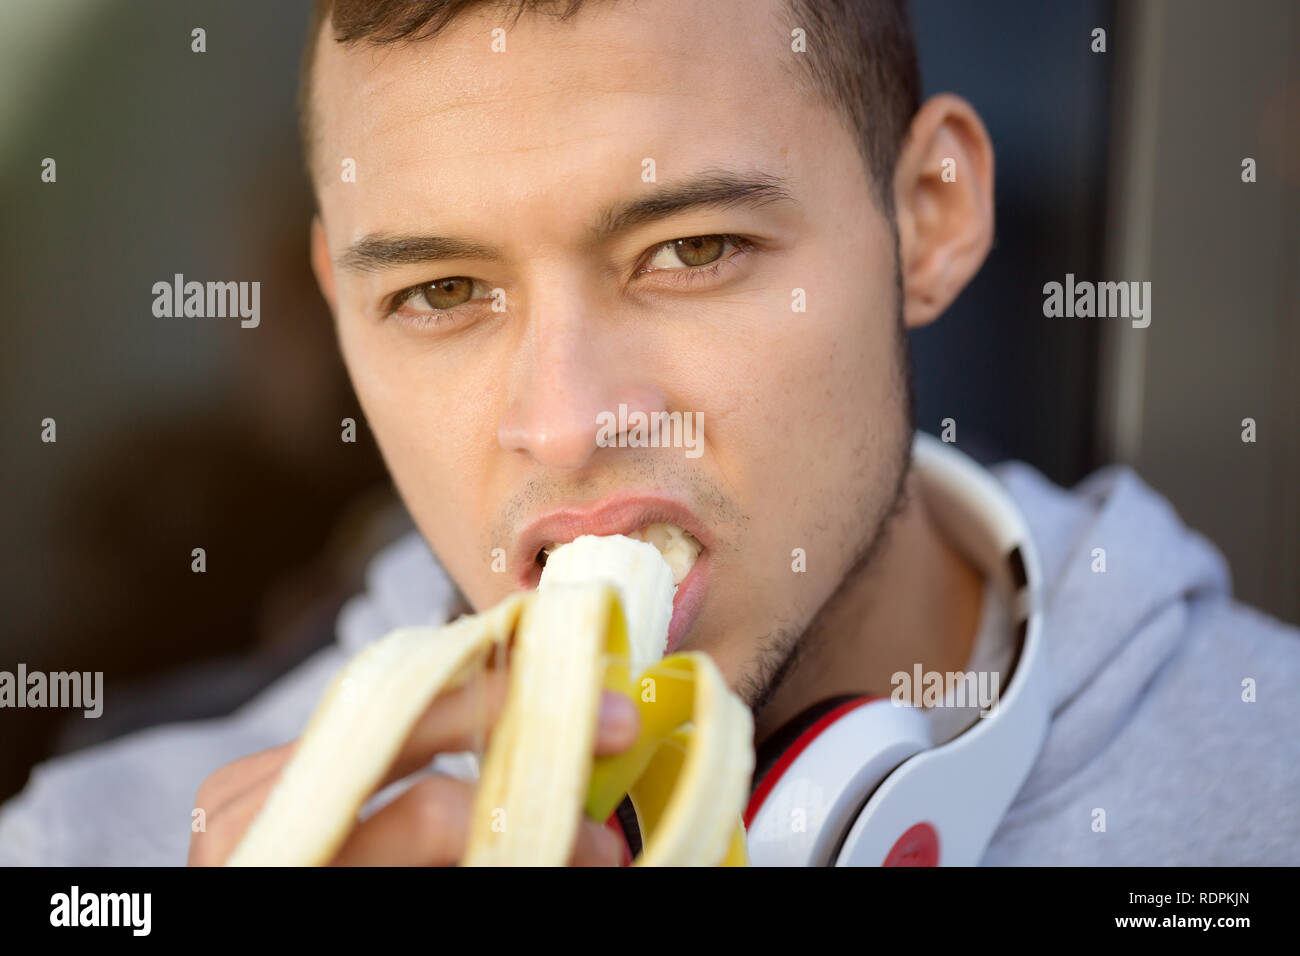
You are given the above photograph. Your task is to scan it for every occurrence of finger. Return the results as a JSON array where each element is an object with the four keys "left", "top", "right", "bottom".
[
  {"left": 383, "top": 679, "right": 640, "bottom": 788},
  {"left": 330, "top": 774, "right": 473, "bottom": 866},
  {"left": 382, "top": 668, "right": 511, "bottom": 784},
  {"left": 593, "top": 690, "right": 640, "bottom": 755},
  {"left": 190, "top": 771, "right": 283, "bottom": 866},
  {"left": 196, "top": 740, "right": 296, "bottom": 816},
  {"left": 194, "top": 670, "right": 643, "bottom": 864},
  {"left": 200, "top": 668, "right": 513, "bottom": 825},
  {"left": 568, "top": 815, "right": 627, "bottom": 867}
]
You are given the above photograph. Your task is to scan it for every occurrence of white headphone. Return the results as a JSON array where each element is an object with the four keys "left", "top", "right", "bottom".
[{"left": 742, "top": 433, "right": 1053, "bottom": 865}]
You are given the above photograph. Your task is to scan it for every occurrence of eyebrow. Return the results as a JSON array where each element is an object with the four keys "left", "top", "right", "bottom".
[{"left": 335, "top": 168, "right": 796, "bottom": 274}]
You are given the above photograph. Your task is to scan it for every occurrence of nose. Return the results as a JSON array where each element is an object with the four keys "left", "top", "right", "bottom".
[{"left": 497, "top": 302, "right": 668, "bottom": 471}]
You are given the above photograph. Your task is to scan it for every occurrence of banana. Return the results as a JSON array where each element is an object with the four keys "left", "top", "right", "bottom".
[
  {"left": 536, "top": 533, "right": 675, "bottom": 676},
  {"left": 226, "top": 533, "right": 753, "bottom": 866}
]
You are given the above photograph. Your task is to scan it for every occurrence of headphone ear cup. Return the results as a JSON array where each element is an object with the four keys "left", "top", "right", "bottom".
[{"left": 749, "top": 694, "right": 874, "bottom": 799}]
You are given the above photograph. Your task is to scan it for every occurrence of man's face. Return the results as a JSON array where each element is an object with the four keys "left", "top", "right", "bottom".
[{"left": 310, "top": 0, "right": 909, "bottom": 706}]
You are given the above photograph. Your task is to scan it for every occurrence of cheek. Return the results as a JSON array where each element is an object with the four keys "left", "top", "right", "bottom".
[
  {"left": 335, "top": 318, "right": 504, "bottom": 590},
  {"left": 705, "top": 230, "right": 900, "bottom": 628}
]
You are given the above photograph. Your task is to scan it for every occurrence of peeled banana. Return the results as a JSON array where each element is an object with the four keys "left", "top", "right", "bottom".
[{"left": 226, "top": 533, "right": 754, "bottom": 866}]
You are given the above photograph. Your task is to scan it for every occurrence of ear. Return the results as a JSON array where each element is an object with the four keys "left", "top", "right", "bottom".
[
  {"left": 892, "top": 94, "right": 995, "bottom": 329},
  {"left": 310, "top": 215, "right": 338, "bottom": 314}
]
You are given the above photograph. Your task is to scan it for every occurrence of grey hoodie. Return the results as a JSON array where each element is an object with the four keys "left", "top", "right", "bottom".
[{"left": 1, "top": 458, "right": 1297, "bottom": 865}]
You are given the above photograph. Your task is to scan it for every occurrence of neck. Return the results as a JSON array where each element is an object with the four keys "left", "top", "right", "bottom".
[{"left": 752, "top": 468, "right": 986, "bottom": 746}]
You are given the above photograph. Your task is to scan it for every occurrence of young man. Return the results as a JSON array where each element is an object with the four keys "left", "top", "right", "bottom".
[{"left": 2, "top": 0, "right": 1296, "bottom": 866}]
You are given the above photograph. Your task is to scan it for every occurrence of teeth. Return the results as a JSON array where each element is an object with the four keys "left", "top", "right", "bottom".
[{"left": 543, "top": 523, "right": 701, "bottom": 586}]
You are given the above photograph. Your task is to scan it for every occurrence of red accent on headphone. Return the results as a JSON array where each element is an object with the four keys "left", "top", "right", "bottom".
[
  {"left": 882, "top": 822, "right": 940, "bottom": 866},
  {"left": 743, "top": 696, "right": 878, "bottom": 829}
]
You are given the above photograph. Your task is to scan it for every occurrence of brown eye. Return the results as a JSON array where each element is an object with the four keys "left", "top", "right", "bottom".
[
  {"left": 418, "top": 277, "right": 474, "bottom": 310},
  {"left": 673, "top": 235, "right": 725, "bottom": 267}
]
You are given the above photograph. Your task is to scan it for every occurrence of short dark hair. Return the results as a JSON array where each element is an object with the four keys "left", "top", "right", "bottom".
[{"left": 299, "top": 0, "right": 921, "bottom": 216}]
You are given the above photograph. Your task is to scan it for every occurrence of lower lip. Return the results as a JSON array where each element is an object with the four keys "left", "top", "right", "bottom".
[{"left": 666, "top": 551, "right": 710, "bottom": 654}]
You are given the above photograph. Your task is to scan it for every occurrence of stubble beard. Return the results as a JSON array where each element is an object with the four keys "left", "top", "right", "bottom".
[{"left": 736, "top": 250, "right": 916, "bottom": 733}]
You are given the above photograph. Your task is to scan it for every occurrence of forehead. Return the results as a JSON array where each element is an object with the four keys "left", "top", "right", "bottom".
[{"left": 309, "top": 0, "right": 845, "bottom": 239}]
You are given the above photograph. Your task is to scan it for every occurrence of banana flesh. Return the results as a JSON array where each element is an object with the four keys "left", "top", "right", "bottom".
[
  {"left": 536, "top": 533, "right": 675, "bottom": 676},
  {"left": 226, "top": 533, "right": 753, "bottom": 866}
]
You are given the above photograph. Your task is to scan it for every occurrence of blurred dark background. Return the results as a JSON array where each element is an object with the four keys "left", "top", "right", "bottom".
[
  {"left": 1, "top": 0, "right": 1296, "bottom": 802},
  {"left": 910, "top": 0, "right": 1112, "bottom": 483}
]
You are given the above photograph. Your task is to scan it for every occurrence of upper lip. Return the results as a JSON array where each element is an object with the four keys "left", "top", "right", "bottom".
[{"left": 512, "top": 493, "right": 711, "bottom": 589}]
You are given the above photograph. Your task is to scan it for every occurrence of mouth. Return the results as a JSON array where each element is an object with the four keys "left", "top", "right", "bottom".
[{"left": 513, "top": 496, "right": 713, "bottom": 652}]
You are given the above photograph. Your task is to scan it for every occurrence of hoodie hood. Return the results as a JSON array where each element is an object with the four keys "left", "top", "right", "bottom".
[
  {"left": 989, "top": 461, "right": 1233, "bottom": 806},
  {"left": 335, "top": 530, "right": 462, "bottom": 657}
]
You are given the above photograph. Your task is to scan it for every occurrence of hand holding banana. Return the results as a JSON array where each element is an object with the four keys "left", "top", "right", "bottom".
[{"left": 200, "top": 534, "right": 754, "bottom": 866}]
